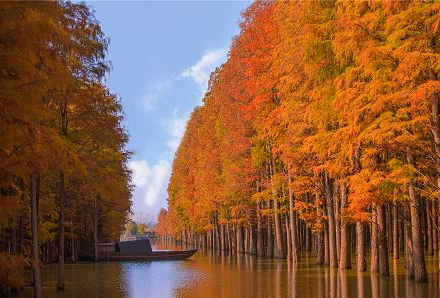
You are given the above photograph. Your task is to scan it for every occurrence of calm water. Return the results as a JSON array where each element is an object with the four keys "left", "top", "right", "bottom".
[{"left": 9, "top": 241, "right": 440, "bottom": 298}]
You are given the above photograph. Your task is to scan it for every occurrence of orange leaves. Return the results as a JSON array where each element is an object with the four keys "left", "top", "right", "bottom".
[
  {"left": 394, "top": 52, "right": 440, "bottom": 87},
  {"left": 411, "top": 80, "right": 440, "bottom": 108},
  {"left": 162, "top": 0, "right": 440, "bottom": 236}
]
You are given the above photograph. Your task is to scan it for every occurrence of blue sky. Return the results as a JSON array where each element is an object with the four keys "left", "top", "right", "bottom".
[{"left": 88, "top": 1, "right": 249, "bottom": 222}]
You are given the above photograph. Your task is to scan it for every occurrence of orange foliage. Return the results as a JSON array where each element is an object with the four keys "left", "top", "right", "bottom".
[{"left": 158, "top": 0, "right": 440, "bottom": 236}]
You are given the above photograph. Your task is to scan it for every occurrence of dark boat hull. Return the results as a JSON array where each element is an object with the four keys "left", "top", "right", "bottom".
[{"left": 98, "top": 249, "right": 197, "bottom": 261}]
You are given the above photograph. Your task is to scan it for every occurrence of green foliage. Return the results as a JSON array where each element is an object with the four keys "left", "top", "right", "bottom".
[{"left": 123, "top": 222, "right": 133, "bottom": 236}]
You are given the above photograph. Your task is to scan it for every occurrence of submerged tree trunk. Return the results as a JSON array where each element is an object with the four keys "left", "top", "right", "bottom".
[
  {"left": 427, "top": 199, "right": 434, "bottom": 256},
  {"left": 339, "top": 183, "right": 351, "bottom": 269},
  {"left": 324, "top": 172, "right": 337, "bottom": 267},
  {"left": 251, "top": 223, "right": 257, "bottom": 255},
  {"left": 393, "top": 203, "right": 399, "bottom": 259},
  {"left": 227, "top": 222, "right": 232, "bottom": 252},
  {"left": 316, "top": 230, "right": 324, "bottom": 265},
  {"left": 288, "top": 168, "right": 299, "bottom": 262},
  {"left": 432, "top": 200, "right": 438, "bottom": 253},
  {"left": 285, "top": 216, "right": 291, "bottom": 259},
  {"left": 376, "top": 204, "right": 389, "bottom": 276},
  {"left": 404, "top": 202, "right": 414, "bottom": 277},
  {"left": 58, "top": 171, "right": 65, "bottom": 290},
  {"left": 429, "top": 88, "right": 440, "bottom": 272},
  {"left": 438, "top": 198, "right": 440, "bottom": 272},
  {"left": 357, "top": 222, "right": 366, "bottom": 271},
  {"left": 407, "top": 151, "right": 428, "bottom": 282},
  {"left": 334, "top": 187, "right": 341, "bottom": 263},
  {"left": 267, "top": 199, "right": 273, "bottom": 257},
  {"left": 71, "top": 233, "right": 76, "bottom": 263},
  {"left": 370, "top": 207, "right": 379, "bottom": 273},
  {"left": 236, "top": 225, "right": 244, "bottom": 253},
  {"left": 18, "top": 213, "right": 24, "bottom": 255},
  {"left": 273, "top": 196, "right": 285, "bottom": 258},
  {"left": 93, "top": 197, "right": 99, "bottom": 262},
  {"left": 214, "top": 212, "right": 220, "bottom": 250},
  {"left": 9, "top": 218, "right": 17, "bottom": 255},
  {"left": 324, "top": 222, "right": 329, "bottom": 266},
  {"left": 257, "top": 204, "right": 265, "bottom": 257},
  {"left": 31, "top": 172, "right": 42, "bottom": 298}
]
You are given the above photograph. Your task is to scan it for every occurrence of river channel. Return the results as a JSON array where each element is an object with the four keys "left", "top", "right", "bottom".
[{"left": 8, "top": 241, "right": 440, "bottom": 298}]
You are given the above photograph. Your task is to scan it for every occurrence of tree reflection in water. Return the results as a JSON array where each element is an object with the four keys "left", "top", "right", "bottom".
[{"left": 8, "top": 244, "right": 440, "bottom": 298}]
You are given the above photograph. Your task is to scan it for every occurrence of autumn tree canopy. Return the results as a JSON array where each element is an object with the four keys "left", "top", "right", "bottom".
[
  {"left": 0, "top": 1, "right": 132, "bottom": 292},
  {"left": 158, "top": 0, "right": 440, "bottom": 282}
]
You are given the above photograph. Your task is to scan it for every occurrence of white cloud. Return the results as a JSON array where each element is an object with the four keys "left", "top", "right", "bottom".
[
  {"left": 164, "top": 115, "right": 187, "bottom": 154},
  {"left": 142, "top": 48, "right": 228, "bottom": 111},
  {"left": 132, "top": 47, "right": 229, "bottom": 219},
  {"left": 142, "top": 79, "right": 172, "bottom": 111},
  {"left": 130, "top": 160, "right": 150, "bottom": 187},
  {"left": 129, "top": 160, "right": 171, "bottom": 209},
  {"left": 181, "top": 48, "right": 228, "bottom": 91}
]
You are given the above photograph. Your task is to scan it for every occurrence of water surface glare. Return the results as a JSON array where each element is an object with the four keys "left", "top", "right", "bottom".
[{"left": 10, "top": 243, "right": 440, "bottom": 298}]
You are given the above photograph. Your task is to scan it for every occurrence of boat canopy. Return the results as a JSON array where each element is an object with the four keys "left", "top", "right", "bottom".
[{"left": 116, "top": 239, "right": 152, "bottom": 253}]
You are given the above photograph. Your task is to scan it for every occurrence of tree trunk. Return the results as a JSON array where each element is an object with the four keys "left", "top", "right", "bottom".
[
  {"left": 436, "top": 197, "right": 440, "bottom": 272},
  {"left": 407, "top": 151, "right": 428, "bottom": 282},
  {"left": 432, "top": 199, "right": 438, "bottom": 253},
  {"left": 257, "top": 204, "right": 265, "bottom": 257},
  {"left": 251, "top": 223, "right": 257, "bottom": 255},
  {"left": 429, "top": 88, "right": 440, "bottom": 272},
  {"left": 357, "top": 222, "right": 366, "bottom": 271},
  {"left": 387, "top": 205, "right": 393, "bottom": 253},
  {"left": 393, "top": 203, "right": 399, "bottom": 259},
  {"left": 18, "top": 213, "right": 24, "bottom": 255},
  {"left": 376, "top": 204, "right": 389, "bottom": 276},
  {"left": 324, "top": 222, "right": 329, "bottom": 266},
  {"left": 370, "top": 207, "right": 379, "bottom": 273},
  {"left": 219, "top": 224, "right": 223, "bottom": 250},
  {"left": 404, "top": 202, "right": 414, "bottom": 277},
  {"left": 324, "top": 172, "right": 337, "bottom": 267},
  {"left": 236, "top": 225, "right": 244, "bottom": 253},
  {"left": 267, "top": 200, "right": 273, "bottom": 258},
  {"left": 58, "top": 171, "right": 65, "bottom": 290},
  {"left": 214, "top": 212, "right": 219, "bottom": 250},
  {"left": 285, "top": 216, "right": 291, "bottom": 259},
  {"left": 316, "top": 230, "right": 324, "bottom": 265},
  {"left": 229, "top": 222, "right": 234, "bottom": 252},
  {"left": 10, "top": 218, "right": 17, "bottom": 255},
  {"left": 31, "top": 172, "right": 42, "bottom": 298},
  {"left": 71, "top": 234, "right": 76, "bottom": 263},
  {"left": 334, "top": 187, "right": 341, "bottom": 263},
  {"left": 288, "top": 168, "right": 299, "bottom": 262},
  {"left": 244, "top": 227, "right": 249, "bottom": 254},
  {"left": 273, "top": 197, "right": 285, "bottom": 258},
  {"left": 306, "top": 226, "right": 312, "bottom": 252},
  {"left": 427, "top": 199, "right": 434, "bottom": 256},
  {"left": 339, "top": 183, "right": 351, "bottom": 269},
  {"left": 93, "top": 197, "right": 99, "bottom": 262}
]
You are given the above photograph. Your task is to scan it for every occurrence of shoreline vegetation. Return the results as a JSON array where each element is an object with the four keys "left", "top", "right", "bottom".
[
  {"left": 157, "top": 0, "right": 440, "bottom": 285},
  {"left": 0, "top": 2, "right": 131, "bottom": 296}
]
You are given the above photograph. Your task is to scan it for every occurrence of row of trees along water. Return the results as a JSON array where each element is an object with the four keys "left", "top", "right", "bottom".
[
  {"left": 156, "top": 0, "right": 440, "bottom": 283},
  {"left": 0, "top": 2, "right": 132, "bottom": 296}
]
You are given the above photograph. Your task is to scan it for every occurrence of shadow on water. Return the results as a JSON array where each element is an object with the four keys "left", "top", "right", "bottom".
[{"left": 8, "top": 242, "right": 440, "bottom": 298}]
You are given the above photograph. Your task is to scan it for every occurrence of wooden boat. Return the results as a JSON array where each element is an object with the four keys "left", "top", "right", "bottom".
[
  {"left": 99, "top": 249, "right": 197, "bottom": 261},
  {"left": 97, "top": 239, "right": 197, "bottom": 262}
]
